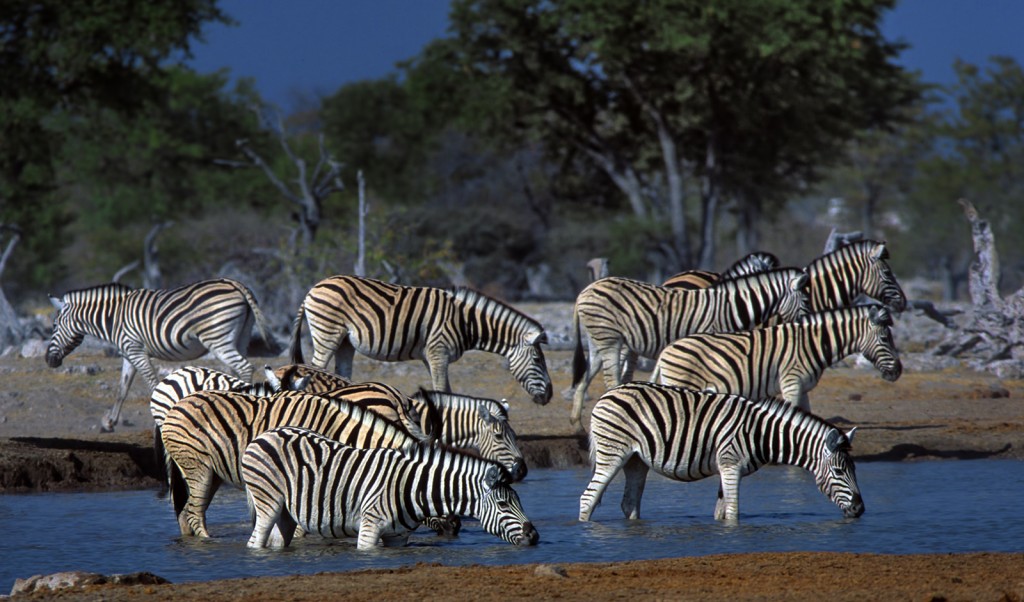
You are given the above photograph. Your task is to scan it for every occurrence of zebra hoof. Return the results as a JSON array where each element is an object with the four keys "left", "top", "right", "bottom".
[{"left": 99, "top": 413, "right": 117, "bottom": 433}]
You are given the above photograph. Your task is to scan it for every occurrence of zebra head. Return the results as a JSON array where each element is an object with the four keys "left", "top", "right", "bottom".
[
  {"left": 862, "top": 306, "right": 903, "bottom": 383},
  {"left": 508, "top": 329, "right": 554, "bottom": 405},
  {"left": 477, "top": 465, "right": 539, "bottom": 546},
  {"left": 475, "top": 400, "right": 527, "bottom": 482},
  {"left": 814, "top": 427, "right": 864, "bottom": 518},
  {"left": 46, "top": 283, "right": 132, "bottom": 368},
  {"left": 46, "top": 295, "right": 81, "bottom": 368},
  {"left": 779, "top": 270, "right": 812, "bottom": 322},
  {"left": 862, "top": 242, "right": 907, "bottom": 313}
]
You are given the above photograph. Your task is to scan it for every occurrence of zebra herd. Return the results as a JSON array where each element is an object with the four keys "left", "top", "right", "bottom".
[{"left": 44, "top": 239, "right": 905, "bottom": 548}]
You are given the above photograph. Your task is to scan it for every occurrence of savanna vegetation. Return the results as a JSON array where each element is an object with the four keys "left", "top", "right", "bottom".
[{"left": 3, "top": 0, "right": 1024, "bottom": 347}]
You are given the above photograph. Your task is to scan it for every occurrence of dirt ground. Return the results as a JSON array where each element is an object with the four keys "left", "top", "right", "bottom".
[{"left": 2, "top": 327, "right": 1024, "bottom": 599}]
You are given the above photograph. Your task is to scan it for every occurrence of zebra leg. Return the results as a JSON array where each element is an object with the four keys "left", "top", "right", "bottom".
[
  {"left": 203, "top": 338, "right": 256, "bottom": 382},
  {"left": 619, "top": 454, "right": 650, "bottom": 520},
  {"left": 356, "top": 512, "right": 388, "bottom": 550},
  {"left": 247, "top": 496, "right": 288, "bottom": 548},
  {"left": 180, "top": 470, "right": 221, "bottom": 538},
  {"left": 267, "top": 513, "right": 298, "bottom": 548},
  {"left": 425, "top": 346, "right": 453, "bottom": 392},
  {"left": 579, "top": 446, "right": 628, "bottom": 521},
  {"left": 103, "top": 357, "right": 139, "bottom": 432},
  {"left": 714, "top": 465, "right": 742, "bottom": 521}
]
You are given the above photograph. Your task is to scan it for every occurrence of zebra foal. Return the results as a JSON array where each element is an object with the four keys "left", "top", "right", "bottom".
[
  {"left": 653, "top": 305, "right": 903, "bottom": 412},
  {"left": 46, "top": 278, "right": 275, "bottom": 431},
  {"left": 242, "top": 426, "right": 539, "bottom": 549},
  {"left": 579, "top": 382, "right": 864, "bottom": 522},
  {"left": 570, "top": 268, "right": 810, "bottom": 431},
  {"left": 290, "top": 275, "right": 553, "bottom": 405}
]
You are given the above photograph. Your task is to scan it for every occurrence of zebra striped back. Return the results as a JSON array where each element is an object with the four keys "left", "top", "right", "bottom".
[
  {"left": 806, "top": 240, "right": 906, "bottom": 312},
  {"left": 47, "top": 278, "right": 275, "bottom": 431},
  {"left": 580, "top": 382, "right": 863, "bottom": 522},
  {"left": 242, "top": 426, "right": 538, "bottom": 549},
  {"left": 151, "top": 366, "right": 282, "bottom": 427},
  {"left": 662, "top": 251, "right": 780, "bottom": 289},
  {"left": 270, "top": 363, "right": 352, "bottom": 394},
  {"left": 290, "top": 275, "right": 553, "bottom": 405},
  {"left": 161, "top": 389, "right": 424, "bottom": 538},
  {"left": 570, "top": 268, "right": 809, "bottom": 430},
  {"left": 653, "top": 305, "right": 902, "bottom": 411},
  {"left": 412, "top": 390, "right": 526, "bottom": 481}
]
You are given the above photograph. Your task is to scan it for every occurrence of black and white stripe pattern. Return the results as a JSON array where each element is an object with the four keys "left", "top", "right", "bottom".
[
  {"left": 412, "top": 390, "right": 527, "bottom": 481},
  {"left": 242, "top": 426, "right": 539, "bottom": 549},
  {"left": 161, "top": 389, "right": 429, "bottom": 538},
  {"left": 579, "top": 382, "right": 864, "bottom": 522},
  {"left": 289, "top": 275, "right": 553, "bottom": 405},
  {"left": 806, "top": 240, "right": 906, "bottom": 312},
  {"left": 570, "top": 268, "right": 810, "bottom": 430},
  {"left": 653, "top": 305, "right": 902, "bottom": 411},
  {"left": 46, "top": 278, "right": 274, "bottom": 431},
  {"left": 662, "top": 251, "right": 780, "bottom": 289}
]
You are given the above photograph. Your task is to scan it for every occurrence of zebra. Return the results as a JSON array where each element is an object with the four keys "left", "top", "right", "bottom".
[
  {"left": 412, "top": 390, "right": 527, "bottom": 482},
  {"left": 804, "top": 240, "right": 906, "bottom": 313},
  {"left": 46, "top": 278, "right": 275, "bottom": 431},
  {"left": 242, "top": 426, "right": 539, "bottom": 549},
  {"left": 289, "top": 275, "right": 553, "bottom": 405},
  {"left": 578, "top": 382, "right": 864, "bottom": 522},
  {"left": 652, "top": 305, "right": 903, "bottom": 412},
  {"left": 149, "top": 365, "right": 312, "bottom": 491},
  {"left": 161, "top": 388, "right": 434, "bottom": 538},
  {"left": 264, "top": 365, "right": 527, "bottom": 480},
  {"left": 570, "top": 268, "right": 810, "bottom": 431},
  {"left": 662, "top": 251, "right": 781, "bottom": 289}
]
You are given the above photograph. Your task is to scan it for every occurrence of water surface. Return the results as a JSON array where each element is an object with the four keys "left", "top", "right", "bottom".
[{"left": 1, "top": 460, "right": 1020, "bottom": 591}]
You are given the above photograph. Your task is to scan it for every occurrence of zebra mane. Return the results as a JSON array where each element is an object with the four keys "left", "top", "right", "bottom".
[
  {"left": 404, "top": 438, "right": 501, "bottom": 477},
  {"left": 749, "top": 397, "right": 840, "bottom": 448},
  {"left": 449, "top": 287, "right": 544, "bottom": 335},
  {"left": 808, "top": 239, "right": 887, "bottom": 272},
  {"left": 711, "top": 267, "right": 801, "bottom": 292},
  {"left": 61, "top": 282, "right": 134, "bottom": 300},
  {"left": 796, "top": 304, "right": 882, "bottom": 327},
  {"left": 413, "top": 389, "right": 510, "bottom": 420}
]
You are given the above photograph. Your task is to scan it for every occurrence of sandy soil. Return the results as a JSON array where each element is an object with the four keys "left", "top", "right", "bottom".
[{"left": 2, "top": 331, "right": 1023, "bottom": 599}]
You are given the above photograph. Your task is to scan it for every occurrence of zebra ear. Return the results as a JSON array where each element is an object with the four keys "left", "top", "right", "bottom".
[
  {"left": 500, "top": 398, "right": 510, "bottom": 413},
  {"left": 869, "top": 305, "right": 892, "bottom": 326},
  {"left": 264, "top": 366, "right": 283, "bottom": 391},
  {"left": 846, "top": 427, "right": 858, "bottom": 444},
  {"left": 824, "top": 429, "right": 844, "bottom": 455},
  {"left": 484, "top": 464, "right": 509, "bottom": 489},
  {"left": 478, "top": 403, "right": 497, "bottom": 424},
  {"left": 872, "top": 242, "right": 889, "bottom": 261},
  {"left": 526, "top": 330, "right": 547, "bottom": 346},
  {"left": 791, "top": 272, "right": 809, "bottom": 292},
  {"left": 49, "top": 295, "right": 65, "bottom": 311}
]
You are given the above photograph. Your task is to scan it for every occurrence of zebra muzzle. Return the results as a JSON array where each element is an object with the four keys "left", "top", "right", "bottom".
[{"left": 517, "top": 521, "right": 540, "bottom": 546}]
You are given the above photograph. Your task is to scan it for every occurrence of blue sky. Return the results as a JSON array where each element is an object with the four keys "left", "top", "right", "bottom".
[{"left": 187, "top": 0, "right": 1024, "bottom": 111}]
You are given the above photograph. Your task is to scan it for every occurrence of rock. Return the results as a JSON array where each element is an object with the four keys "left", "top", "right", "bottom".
[
  {"left": 19, "top": 339, "right": 47, "bottom": 359},
  {"left": 534, "top": 564, "right": 568, "bottom": 578},
  {"left": 10, "top": 571, "right": 169, "bottom": 596}
]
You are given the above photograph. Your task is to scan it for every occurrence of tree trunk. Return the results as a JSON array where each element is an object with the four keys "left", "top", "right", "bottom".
[
  {"left": 697, "top": 136, "right": 719, "bottom": 270},
  {"left": 0, "top": 228, "right": 24, "bottom": 349}
]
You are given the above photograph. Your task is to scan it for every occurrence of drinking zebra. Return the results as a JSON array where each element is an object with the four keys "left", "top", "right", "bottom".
[
  {"left": 662, "top": 251, "right": 781, "bottom": 289},
  {"left": 652, "top": 305, "right": 903, "bottom": 412},
  {"left": 46, "top": 278, "right": 275, "bottom": 431},
  {"left": 804, "top": 240, "right": 906, "bottom": 313},
  {"left": 266, "top": 366, "right": 528, "bottom": 481},
  {"left": 413, "top": 390, "right": 527, "bottom": 481},
  {"left": 289, "top": 275, "right": 553, "bottom": 405},
  {"left": 161, "top": 388, "right": 433, "bottom": 538},
  {"left": 242, "top": 426, "right": 539, "bottom": 549},
  {"left": 570, "top": 268, "right": 810, "bottom": 431},
  {"left": 149, "top": 365, "right": 312, "bottom": 490},
  {"left": 578, "top": 382, "right": 864, "bottom": 522}
]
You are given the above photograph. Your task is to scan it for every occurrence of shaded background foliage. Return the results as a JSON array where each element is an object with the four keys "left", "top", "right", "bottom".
[{"left": 2, "top": 0, "right": 1023, "bottom": 338}]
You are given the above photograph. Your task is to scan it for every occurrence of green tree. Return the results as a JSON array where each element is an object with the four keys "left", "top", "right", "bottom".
[
  {"left": 0, "top": 0, "right": 231, "bottom": 292},
  {"left": 438, "top": 0, "right": 917, "bottom": 271}
]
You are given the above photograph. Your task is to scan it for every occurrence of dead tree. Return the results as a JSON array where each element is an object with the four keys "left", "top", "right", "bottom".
[
  {"left": 0, "top": 225, "right": 24, "bottom": 349},
  {"left": 934, "top": 199, "right": 1024, "bottom": 364},
  {"left": 112, "top": 221, "right": 173, "bottom": 288},
  {"left": 237, "top": 107, "right": 345, "bottom": 246}
]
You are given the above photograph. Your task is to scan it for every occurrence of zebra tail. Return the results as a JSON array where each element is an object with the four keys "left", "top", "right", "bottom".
[
  {"left": 153, "top": 426, "right": 169, "bottom": 498},
  {"left": 168, "top": 456, "right": 188, "bottom": 519},
  {"left": 571, "top": 307, "right": 587, "bottom": 389},
  {"left": 289, "top": 304, "right": 306, "bottom": 365},
  {"left": 416, "top": 389, "right": 444, "bottom": 445},
  {"left": 236, "top": 280, "right": 278, "bottom": 354}
]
